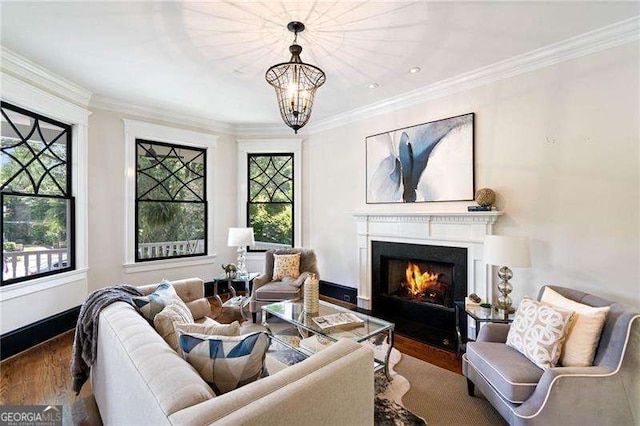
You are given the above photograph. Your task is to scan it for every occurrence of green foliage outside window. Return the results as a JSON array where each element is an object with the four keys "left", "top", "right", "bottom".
[{"left": 248, "top": 154, "right": 293, "bottom": 248}]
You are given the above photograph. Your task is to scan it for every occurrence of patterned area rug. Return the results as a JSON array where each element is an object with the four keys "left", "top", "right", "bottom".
[{"left": 265, "top": 330, "right": 426, "bottom": 426}]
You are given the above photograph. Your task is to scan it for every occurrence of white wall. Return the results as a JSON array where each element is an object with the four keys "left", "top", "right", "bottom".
[
  {"left": 304, "top": 42, "right": 640, "bottom": 307},
  {"left": 87, "top": 109, "right": 239, "bottom": 291}
]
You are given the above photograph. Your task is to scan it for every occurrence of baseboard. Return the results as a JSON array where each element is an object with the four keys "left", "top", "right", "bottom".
[
  {"left": 1, "top": 306, "right": 81, "bottom": 360},
  {"left": 319, "top": 280, "right": 358, "bottom": 305}
]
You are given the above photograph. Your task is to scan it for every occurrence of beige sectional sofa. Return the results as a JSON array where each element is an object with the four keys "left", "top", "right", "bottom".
[{"left": 90, "top": 278, "right": 375, "bottom": 426}]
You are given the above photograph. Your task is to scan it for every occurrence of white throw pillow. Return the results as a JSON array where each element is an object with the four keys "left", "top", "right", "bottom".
[
  {"left": 272, "top": 253, "right": 301, "bottom": 281},
  {"left": 506, "top": 297, "right": 574, "bottom": 370},
  {"left": 541, "top": 287, "right": 610, "bottom": 367},
  {"left": 153, "top": 296, "right": 195, "bottom": 351}
]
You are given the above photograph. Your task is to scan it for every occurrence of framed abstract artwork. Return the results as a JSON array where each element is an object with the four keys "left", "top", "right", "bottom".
[{"left": 366, "top": 113, "right": 474, "bottom": 204}]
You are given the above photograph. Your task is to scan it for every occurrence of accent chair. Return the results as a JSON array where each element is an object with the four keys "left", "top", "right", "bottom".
[
  {"left": 249, "top": 248, "right": 319, "bottom": 323},
  {"left": 462, "top": 285, "right": 639, "bottom": 425}
]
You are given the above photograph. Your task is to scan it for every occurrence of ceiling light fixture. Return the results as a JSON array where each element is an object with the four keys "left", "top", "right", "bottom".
[
  {"left": 368, "top": 83, "right": 379, "bottom": 89},
  {"left": 409, "top": 67, "right": 421, "bottom": 74},
  {"left": 265, "top": 21, "right": 326, "bottom": 134}
]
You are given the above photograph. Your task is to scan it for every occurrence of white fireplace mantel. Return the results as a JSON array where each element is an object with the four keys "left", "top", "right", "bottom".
[{"left": 353, "top": 211, "right": 502, "bottom": 311}]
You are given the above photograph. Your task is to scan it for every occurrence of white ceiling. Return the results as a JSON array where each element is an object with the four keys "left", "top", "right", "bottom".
[{"left": 1, "top": 1, "right": 638, "bottom": 126}]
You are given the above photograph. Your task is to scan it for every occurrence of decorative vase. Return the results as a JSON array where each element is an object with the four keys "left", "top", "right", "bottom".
[{"left": 303, "top": 273, "right": 319, "bottom": 314}]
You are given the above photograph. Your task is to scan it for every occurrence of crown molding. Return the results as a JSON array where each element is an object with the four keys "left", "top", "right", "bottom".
[
  {"left": 0, "top": 46, "right": 93, "bottom": 107},
  {"left": 305, "top": 16, "right": 640, "bottom": 134},
  {"left": 233, "top": 123, "right": 298, "bottom": 138},
  {"left": 89, "top": 94, "right": 235, "bottom": 135}
]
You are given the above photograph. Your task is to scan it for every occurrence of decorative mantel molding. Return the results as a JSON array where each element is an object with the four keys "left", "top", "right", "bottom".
[
  {"left": 354, "top": 212, "right": 502, "bottom": 224},
  {"left": 353, "top": 211, "right": 503, "bottom": 314}
]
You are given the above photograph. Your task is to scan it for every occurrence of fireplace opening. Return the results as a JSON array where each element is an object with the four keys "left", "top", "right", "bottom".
[
  {"left": 372, "top": 241, "right": 468, "bottom": 351},
  {"left": 385, "top": 258, "right": 453, "bottom": 307}
]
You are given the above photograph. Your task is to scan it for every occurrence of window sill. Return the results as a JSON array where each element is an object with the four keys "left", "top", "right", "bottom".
[
  {"left": 123, "top": 254, "right": 217, "bottom": 274},
  {"left": 0, "top": 268, "right": 88, "bottom": 302}
]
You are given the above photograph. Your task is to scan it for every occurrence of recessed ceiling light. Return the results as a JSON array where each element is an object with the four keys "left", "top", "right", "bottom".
[
  {"left": 409, "top": 67, "right": 421, "bottom": 74},
  {"left": 368, "top": 83, "right": 379, "bottom": 89}
]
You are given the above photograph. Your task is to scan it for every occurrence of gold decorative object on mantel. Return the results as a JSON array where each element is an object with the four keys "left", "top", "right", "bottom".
[{"left": 475, "top": 188, "right": 496, "bottom": 206}]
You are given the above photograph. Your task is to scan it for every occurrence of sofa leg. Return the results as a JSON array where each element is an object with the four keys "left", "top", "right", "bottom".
[
  {"left": 466, "top": 379, "right": 475, "bottom": 396},
  {"left": 252, "top": 312, "right": 257, "bottom": 323}
]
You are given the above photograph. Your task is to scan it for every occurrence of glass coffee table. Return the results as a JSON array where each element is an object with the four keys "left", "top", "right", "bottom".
[{"left": 262, "top": 300, "right": 395, "bottom": 379}]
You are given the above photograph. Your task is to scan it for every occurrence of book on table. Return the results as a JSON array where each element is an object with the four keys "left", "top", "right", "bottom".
[{"left": 311, "top": 312, "right": 364, "bottom": 332}]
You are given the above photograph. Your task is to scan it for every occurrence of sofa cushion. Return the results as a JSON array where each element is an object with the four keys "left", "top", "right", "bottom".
[
  {"left": 186, "top": 298, "right": 212, "bottom": 320},
  {"left": 179, "top": 331, "right": 271, "bottom": 395},
  {"left": 466, "top": 341, "right": 544, "bottom": 403},
  {"left": 153, "top": 297, "right": 195, "bottom": 351},
  {"left": 272, "top": 253, "right": 301, "bottom": 280},
  {"left": 133, "top": 281, "right": 177, "bottom": 321},
  {"left": 541, "top": 286, "right": 610, "bottom": 367},
  {"left": 255, "top": 282, "right": 300, "bottom": 301},
  {"left": 506, "top": 297, "right": 574, "bottom": 369}
]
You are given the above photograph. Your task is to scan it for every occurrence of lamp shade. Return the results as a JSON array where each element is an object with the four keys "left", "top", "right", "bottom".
[
  {"left": 227, "top": 227, "right": 255, "bottom": 247},
  {"left": 483, "top": 235, "right": 531, "bottom": 268}
]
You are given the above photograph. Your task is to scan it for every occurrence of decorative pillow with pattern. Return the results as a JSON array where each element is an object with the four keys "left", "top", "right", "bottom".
[
  {"left": 272, "top": 253, "right": 301, "bottom": 281},
  {"left": 133, "top": 281, "right": 177, "bottom": 321},
  {"left": 541, "top": 287, "right": 610, "bottom": 367},
  {"left": 506, "top": 297, "right": 574, "bottom": 370},
  {"left": 153, "top": 296, "right": 196, "bottom": 351},
  {"left": 179, "top": 332, "right": 271, "bottom": 394}
]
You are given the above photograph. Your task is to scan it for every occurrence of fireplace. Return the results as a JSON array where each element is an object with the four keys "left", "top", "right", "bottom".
[{"left": 372, "top": 241, "right": 467, "bottom": 351}]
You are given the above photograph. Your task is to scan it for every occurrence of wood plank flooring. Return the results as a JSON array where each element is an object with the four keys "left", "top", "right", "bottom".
[{"left": 0, "top": 298, "right": 461, "bottom": 425}]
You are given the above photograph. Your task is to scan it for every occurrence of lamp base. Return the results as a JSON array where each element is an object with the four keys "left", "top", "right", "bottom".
[
  {"left": 495, "top": 265, "right": 513, "bottom": 318},
  {"left": 236, "top": 246, "right": 248, "bottom": 278}
]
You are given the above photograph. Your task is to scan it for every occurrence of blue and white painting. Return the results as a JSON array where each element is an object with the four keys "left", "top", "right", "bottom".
[{"left": 366, "top": 113, "right": 474, "bottom": 203}]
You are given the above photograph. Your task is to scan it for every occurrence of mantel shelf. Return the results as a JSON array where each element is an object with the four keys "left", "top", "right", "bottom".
[{"left": 353, "top": 211, "right": 503, "bottom": 225}]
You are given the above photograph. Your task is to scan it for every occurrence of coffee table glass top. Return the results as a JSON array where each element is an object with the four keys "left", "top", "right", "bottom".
[{"left": 263, "top": 300, "right": 393, "bottom": 342}]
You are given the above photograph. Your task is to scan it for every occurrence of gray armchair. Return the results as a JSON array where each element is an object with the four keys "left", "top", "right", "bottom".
[
  {"left": 462, "top": 285, "right": 639, "bottom": 425},
  {"left": 249, "top": 248, "right": 319, "bottom": 323}
]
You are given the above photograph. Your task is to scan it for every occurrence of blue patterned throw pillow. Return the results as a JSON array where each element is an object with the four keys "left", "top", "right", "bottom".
[
  {"left": 179, "top": 332, "right": 271, "bottom": 394},
  {"left": 133, "top": 280, "right": 177, "bottom": 321}
]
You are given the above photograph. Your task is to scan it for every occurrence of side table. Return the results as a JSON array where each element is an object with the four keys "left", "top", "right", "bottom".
[
  {"left": 455, "top": 301, "right": 514, "bottom": 358},
  {"left": 207, "top": 272, "right": 259, "bottom": 320}
]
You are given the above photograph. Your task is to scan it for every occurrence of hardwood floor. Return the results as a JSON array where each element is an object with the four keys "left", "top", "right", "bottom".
[
  {"left": 0, "top": 330, "right": 101, "bottom": 425},
  {"left": 0, "top": 298, "right": 461, "bottom": 425}
]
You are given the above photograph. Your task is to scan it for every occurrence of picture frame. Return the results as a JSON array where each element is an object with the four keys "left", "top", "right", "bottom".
[{"left": 366, "top": 113, "right": 475, "bottom": 204}]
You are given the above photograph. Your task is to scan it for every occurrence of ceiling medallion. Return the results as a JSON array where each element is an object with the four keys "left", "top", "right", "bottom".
[{"left": 265, "top": 21, "right": 326, "bottom": 134}]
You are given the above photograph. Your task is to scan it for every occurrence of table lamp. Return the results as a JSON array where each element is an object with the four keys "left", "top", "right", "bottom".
[
  {"left": 227, "top": 227, "right": 255, "bottom": 278},
  {"left": 483, "top": 235, "right": 531, "bottom": 317}
]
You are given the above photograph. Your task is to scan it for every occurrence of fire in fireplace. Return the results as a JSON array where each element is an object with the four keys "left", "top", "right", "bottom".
[{"left": 387, "top": 260, "right": 453, "bottom": 306}]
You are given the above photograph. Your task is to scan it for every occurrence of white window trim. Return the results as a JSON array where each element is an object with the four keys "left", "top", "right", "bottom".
[
  {"left": 123, "top": 119, "right": 217, "bottom": 273},
  {"left": 0, "top": 72, "right": 90, "bottom": 298},
  {"left": 237, "top": 138, "right": 302, "bottom": 260}
]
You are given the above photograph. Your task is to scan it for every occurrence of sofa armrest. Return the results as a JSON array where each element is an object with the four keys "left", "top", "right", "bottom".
[
  {"left": 168, "top": 338, "right": 374, "bottom": 426},
  {"left": 476, "top": 322, "right": 511, "bottom": 343}
]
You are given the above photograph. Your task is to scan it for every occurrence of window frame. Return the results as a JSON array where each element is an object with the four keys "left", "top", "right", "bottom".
[
  {"left": 236, "top": 138, "right": 302, "bottom": 261},
  {"left": 123, "top": 119, "right": 217, "bottom": 273},
  {"left": 134, "top": 138, "right": 208, "bottom": 262},
  {"left": 1, "top": 101, "right": 76, "bottom": 285},
  {"left": 246, "top": 152, "right": 295, "bottom": 252}
]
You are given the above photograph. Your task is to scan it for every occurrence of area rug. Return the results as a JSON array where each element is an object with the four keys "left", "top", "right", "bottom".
[
  {"left": 395, "top": 355, "right": 506, "bottom": 426},
  {"left": 261, "top": 326, "right": 426, "bottom": 426}
]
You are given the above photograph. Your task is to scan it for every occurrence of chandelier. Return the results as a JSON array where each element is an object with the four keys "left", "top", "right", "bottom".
[{"left": 265, "top": 21, "right": 326, "bottom": 134}]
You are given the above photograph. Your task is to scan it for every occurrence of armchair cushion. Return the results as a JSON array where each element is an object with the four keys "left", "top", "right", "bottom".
[
  {"left": 467, "top": 342, "right": 544, "bottom": 403},
  {"left": 540, "top": 286, "right": 610, "bottom": 367},
  {"left": 255, "top": 282, "right": 300, "bottom": 301},
  {"left": 272, "top": 253, "right": 301, "bottom": 280},
  {"left": 506, "top": 297, "right": 574, "bottom": 370}
]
